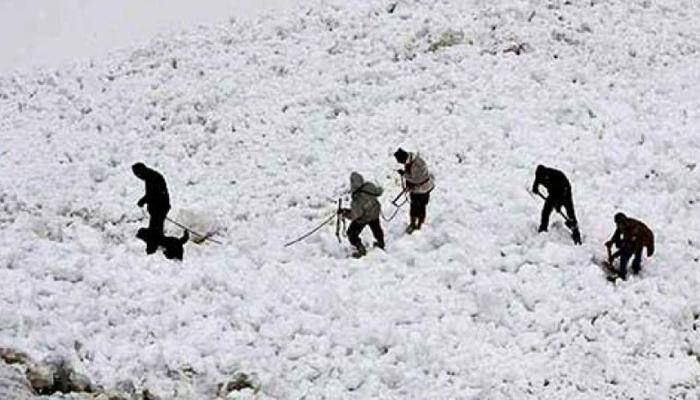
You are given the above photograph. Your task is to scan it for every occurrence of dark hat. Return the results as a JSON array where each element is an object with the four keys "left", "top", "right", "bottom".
[
  {"left": 614, "top": 212, "right": 627, "bottom": 224},
  {"left": 394, "top": 148, "right": 408, "bottom": 163},
  {"left": 535, "top": 164, "right": 548, "bottom": 178},
  {"left": 132, "top": 162, "right": 147, "bottom": 177}
]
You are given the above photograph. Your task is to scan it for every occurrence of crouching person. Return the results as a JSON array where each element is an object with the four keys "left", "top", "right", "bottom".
[
  {"left": 338, "top": 172, "right": 385, "bottom": 258},
  {"left": 605, "top": 212, "right": 654, "bottom": 279}
]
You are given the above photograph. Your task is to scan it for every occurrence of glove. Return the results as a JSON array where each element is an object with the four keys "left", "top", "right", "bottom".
[
  {"left": 396, "top": 169, "right": 405, "bottom": 176},
  {"left": 137, "top": 198, "right": 146, "bottom": 207},
  {"left": 605, "top": 240, "right": 612, "bottom": 248}
]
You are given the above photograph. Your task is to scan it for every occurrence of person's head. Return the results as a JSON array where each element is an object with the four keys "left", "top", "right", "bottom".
[
  {"left": 535, "top": 164, "right": 547, "bottom": 177},
  {"left": 350, "top": 171, "right": 364, "bottom": 192},
  {"left": 394, "top": 148, "right": 409, "bottom": 164},
  {"left": 614, "top": 212, "right": 627, "bottom": 227},
  {"left": 132, "top": 162, "right": 147, "bottom": 179}
]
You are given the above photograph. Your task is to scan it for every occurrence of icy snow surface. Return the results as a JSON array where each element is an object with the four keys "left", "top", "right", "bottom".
[{"left": 1, "top": 0, "right": 699, "bottom": 398}]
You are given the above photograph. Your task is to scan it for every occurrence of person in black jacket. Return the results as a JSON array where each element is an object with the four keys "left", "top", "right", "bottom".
[
  {"left": 532, "top": 164, "right": 582, "bottom": 245},
  {"left": 132, "top": 162, "right": 171, "bottom": 254}
]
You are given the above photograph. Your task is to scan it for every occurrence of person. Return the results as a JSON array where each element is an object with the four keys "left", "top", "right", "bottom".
[
  {"left": 605, "top": 212, "right": 654, "bottom": 279},
  {"left": 132, "top": 162, "right": 171, "bottom": 254},
  {"left": 531, "top": 164, "right": 582, "bottom": 245},
  {"left": 394, "top": 148, "right": 435, "bottom": 234},
  {"left": 338, "top": 172, "right": 385, "bottom": 258},
  {"left": 136, "top": 228, "right": 189, "bottom": 260}
]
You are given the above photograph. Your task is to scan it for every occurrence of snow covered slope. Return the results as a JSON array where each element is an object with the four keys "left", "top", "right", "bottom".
[{"left": 1, "top": 0, "right": 699, "bottom": 398}]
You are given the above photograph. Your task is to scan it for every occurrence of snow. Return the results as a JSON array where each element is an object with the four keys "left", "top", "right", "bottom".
[
  {"left": 0, "top": 0, "right": 299, "bottom": 74},
  {"left": 1, "top": 0, "right": 699, "bottom": 398}
]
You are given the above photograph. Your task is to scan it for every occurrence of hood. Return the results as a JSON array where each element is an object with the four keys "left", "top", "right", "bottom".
[
  {"left": 350, "top": 172, "right": 364, "bottom": 192},
  {"left": 351, "top": 172, "right": 383, "bottom": 196}
]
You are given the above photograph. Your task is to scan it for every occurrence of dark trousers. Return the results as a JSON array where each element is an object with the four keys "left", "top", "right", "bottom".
[
  {"left": 146, "top": 206, "right": 169, "bottom": 253},
  {"left": 347, "top": 219, "right": 384, "bottom": 249},
  {"left": 618, "top": 247, "right": 643, "bottom": 278},
  {"left": 540, "top": 195, "right": 576, "bottom": 231},
  {"left": 410, "top": 192, "right": 430, "bottom": 220}
]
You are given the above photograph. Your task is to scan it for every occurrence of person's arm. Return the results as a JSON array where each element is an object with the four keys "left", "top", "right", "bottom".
[
  {"left": 531, "top": 175, "right": 540, "bottom": 194},
  {"left": 338, "top": 205, "right": 361, "bottom": 221},
  {"left": 609, "top": 249, "right": 621, "bottom": 260},
  {"left": 605, "top": 228, "right": 621, "bottom": 249}
]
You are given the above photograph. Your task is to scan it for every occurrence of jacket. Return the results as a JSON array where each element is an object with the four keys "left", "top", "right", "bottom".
[
  {"left": 610, "top": 218, "right": 655, "bottom": 257},
  {"left": 349, "top": 172, "right": 383, "bottom": 223},
  {"left": 404, "top": 153, "right": 435, "bottom": 194}
]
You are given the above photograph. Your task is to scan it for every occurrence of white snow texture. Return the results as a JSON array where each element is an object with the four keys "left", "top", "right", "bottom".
[{"left": 1, "top": 0, "right": 699, "bottom": 399}]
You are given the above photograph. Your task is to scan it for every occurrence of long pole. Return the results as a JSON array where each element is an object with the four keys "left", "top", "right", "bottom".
[{"left": 532, "top": 191, "right": 573, "bottom": 223}]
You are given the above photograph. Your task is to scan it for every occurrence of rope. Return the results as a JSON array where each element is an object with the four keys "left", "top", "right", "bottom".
[
  {"left": 382, "top": 193, "right": 409, "bottom": 222},
  {"left": 165, "top": 217, "right": 223, "bottom": 244},
  {"left": 284, "top": 213, "right": 337, "bottom": 247},
  {"left": 382, "top": 176, "right": 409, "bottom": 222}
]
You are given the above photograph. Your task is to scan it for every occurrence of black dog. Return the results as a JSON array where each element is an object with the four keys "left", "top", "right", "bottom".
[{"left": 136, "top": 228, "right": 189, "bottom": 260}]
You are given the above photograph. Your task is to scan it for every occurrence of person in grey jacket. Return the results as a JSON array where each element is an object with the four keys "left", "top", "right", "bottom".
[
  {"left": 394, "top": 148, "right": 435, "bottom": 234},
  {"left": 338, "top": 172, "right": 385, "bottom": 258}
]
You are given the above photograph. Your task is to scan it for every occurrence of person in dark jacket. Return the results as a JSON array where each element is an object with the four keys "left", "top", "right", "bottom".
[
  {"left": 394, "top": 148, "right": 435, "bottom": 234},
  {"left": 532, "top": 164, "right": 582, "bottom": 245},
  {"left": 132, "top": 162, "right": 171, "bottom": 254},
  {"left": 338, "top": 172, "right": 385, "bottom": 258},
  {"left": 605, "top": 212, "right": 654, "bottom": 279}
]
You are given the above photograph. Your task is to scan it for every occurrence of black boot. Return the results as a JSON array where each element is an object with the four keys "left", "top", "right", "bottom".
[
  {"left": 406, "top": 218, "right": 418, "bottom": 234},
  {"left": 352, "top": 242, "right": 367, "bottom": 258},
  {"left": 571, "top": 228, "right": 582, "bottom": 245}
]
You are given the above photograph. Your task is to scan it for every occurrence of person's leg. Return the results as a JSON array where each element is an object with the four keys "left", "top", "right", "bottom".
[
  {"left": 415, "top": 192, "right": 430, "bottom": 229},
  {"left": 136, "top": 228, "right": 157, "bottom": 254},
  {"left": 561, "top": 198, "right": 582, "bottom": 244},
  {"left": 409, "top": 193, "right": 419, "bottom": 227},
  {"left": 618, "top": 250, "right": 631, "bottom": 280},
  {"left": 148, "top": 206, "right": 167, "bottom": 238},
  {"left": 146, "top": 211, "right": 165, "bottom": 254},
  {"left": 539, "top": 199, "right": 554, "bottom": 232},
  {"left": 368, "top": 219, "right": 385, "bottom": 249},
  {"left": 564, "top": 196, "right": 577, "bottom": 223},
  {"left": 346, "top": 221, "right": 365, "bottom": 247},
  {"left": 347, "top": 221, "right": 367, "bottom": 257},
  {"left": 631, "top": 248, "right": 643, "bottom": 275},
  {"left": 407, "top": 193, "right": 421, "bottom": 233}
]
